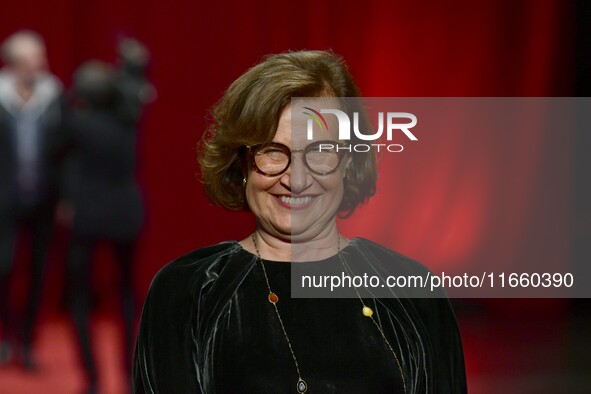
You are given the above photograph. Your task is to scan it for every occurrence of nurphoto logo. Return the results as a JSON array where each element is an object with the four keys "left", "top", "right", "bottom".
[{"left": 303, "top": 106, "right": 418, "bottom": 153}]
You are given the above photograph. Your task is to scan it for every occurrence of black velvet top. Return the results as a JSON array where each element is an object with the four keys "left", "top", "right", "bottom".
[{"left": 133, "top": 239, "right": 466, "bottom": 393}]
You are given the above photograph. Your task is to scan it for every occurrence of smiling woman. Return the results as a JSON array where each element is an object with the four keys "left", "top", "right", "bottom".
[
  {"left": 243, "top": 103, "right": 354, "bottom": 247},
  {"left": 133, "top": 50, "right": 467, "bottom": 394}
]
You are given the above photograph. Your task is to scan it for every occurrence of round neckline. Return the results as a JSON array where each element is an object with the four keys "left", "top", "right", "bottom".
[{"left": 234, "top": 238, "right": 358, "bottom": 265}]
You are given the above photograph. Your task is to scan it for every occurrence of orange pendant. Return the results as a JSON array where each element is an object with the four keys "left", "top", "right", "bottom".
[{"left": 268, "top": 292, "right": 279, "bottom": 304}]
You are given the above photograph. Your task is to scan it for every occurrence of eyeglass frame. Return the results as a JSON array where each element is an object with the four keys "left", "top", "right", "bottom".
[{"left": 245, "top": 140, "right": 350, "bottom": 177}]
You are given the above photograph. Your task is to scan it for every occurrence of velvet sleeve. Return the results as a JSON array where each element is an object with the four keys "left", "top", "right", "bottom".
[
  {"left": 133, "top": 261, "right": 202, "bottom": 393},
  {"left": 416, "top": 297, "right": 467, "bottom": 393}
]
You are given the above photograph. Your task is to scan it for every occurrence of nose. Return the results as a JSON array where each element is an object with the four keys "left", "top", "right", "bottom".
[{"left": 280, "top": 152, "right": 311, "bottom": 194}]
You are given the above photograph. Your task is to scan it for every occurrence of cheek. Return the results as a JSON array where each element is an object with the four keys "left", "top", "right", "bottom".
[
  {"left": 245, "top": 174, "right": 275, "bottom": 205},
  {"left": 318, "top": 175, "right": 345, "bottom": 198}
]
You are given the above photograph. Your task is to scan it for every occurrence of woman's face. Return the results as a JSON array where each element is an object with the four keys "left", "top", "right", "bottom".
[{"left": 245, "top": 102, "right": 350, "bottom": 243}]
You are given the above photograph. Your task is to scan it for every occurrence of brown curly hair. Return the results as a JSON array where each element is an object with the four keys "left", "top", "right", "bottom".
[{"left": 198, "top": 50, "right": 377, "bottom": 216}]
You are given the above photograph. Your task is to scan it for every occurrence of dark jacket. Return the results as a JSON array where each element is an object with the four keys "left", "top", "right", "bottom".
[
  {"left": 64, "top": 109, "right": 142, "bottom": 240},
  {"left": 134, "top": 239, "right": 467, "bottom": 393},
  {"left": 0, "top": 70, "right": 66, "bottom": 215}
]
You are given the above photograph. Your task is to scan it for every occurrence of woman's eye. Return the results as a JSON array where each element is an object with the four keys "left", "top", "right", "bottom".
[{"left": 263, "top": 149, "right": 286, "bottom": 157}]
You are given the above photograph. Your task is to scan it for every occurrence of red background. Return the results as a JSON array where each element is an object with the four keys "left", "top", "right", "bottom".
[
  {"left": 1, "top": 1, "right": 586, "bottom": 393},
  {"left": 1, "top": 0, "right": 573, "bottom": 292}
]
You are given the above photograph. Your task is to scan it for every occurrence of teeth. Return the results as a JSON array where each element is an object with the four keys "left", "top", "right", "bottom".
[{"left": 279, "top": 196, "right": 312, "bottom": 205}]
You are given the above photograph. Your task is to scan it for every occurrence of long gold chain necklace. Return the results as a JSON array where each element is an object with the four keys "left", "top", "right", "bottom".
[{"left": 251, "top": 233, "right": 407, "bottom": 394}]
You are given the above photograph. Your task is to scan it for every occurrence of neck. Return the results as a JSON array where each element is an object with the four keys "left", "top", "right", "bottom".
[
  {"left": 246, "top": 224, "right": 346, "bottom": 262},
  {"left": 15, "top": 79, "right": 35, "bottom": 103}
]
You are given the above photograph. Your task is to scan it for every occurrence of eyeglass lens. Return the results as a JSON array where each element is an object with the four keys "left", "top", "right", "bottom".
[{"left": 253, "top": 142, "right": 342, "bottom": 176}]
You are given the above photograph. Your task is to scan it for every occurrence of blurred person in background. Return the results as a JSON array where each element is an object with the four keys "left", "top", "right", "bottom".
[
  {"left": 62, "top": 38, "right": 153, "bottom": 394},
  {"left": 0, "top": 29, "right": 66, "bottom": 370}
]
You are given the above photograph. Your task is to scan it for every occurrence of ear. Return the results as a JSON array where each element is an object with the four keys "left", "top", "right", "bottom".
[{"left": 342, "top": 154, "right": 353, "bottom": 178}]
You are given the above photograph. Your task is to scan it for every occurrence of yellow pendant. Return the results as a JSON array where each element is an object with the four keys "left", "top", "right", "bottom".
[{"left": 362, "top": 306, "right": 373, "bottom": 317}]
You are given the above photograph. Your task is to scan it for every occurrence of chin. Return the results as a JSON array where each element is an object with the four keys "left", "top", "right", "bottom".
[
  {"left": 270, "top": 224, "right": 309, "bottom": 240},
  {"left": 287, "top": 222, "right": 321, "bottom": 239}
]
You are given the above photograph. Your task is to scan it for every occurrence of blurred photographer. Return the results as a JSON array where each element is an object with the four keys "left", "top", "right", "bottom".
[{"left": 63, "top": 38, "right": 153, "bottom": 394}]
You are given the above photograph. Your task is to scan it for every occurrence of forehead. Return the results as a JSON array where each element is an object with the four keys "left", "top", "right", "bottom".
[
  {"left": 273, "top": 97, "right": 342, "bottom": 147},
  {"left": 11, "top": 37, "right": 45, "bottom": 58}
]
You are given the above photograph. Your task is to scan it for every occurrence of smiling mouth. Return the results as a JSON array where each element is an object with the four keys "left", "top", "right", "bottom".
[{"left": 274, "top": 195, "right": 315, "bottom": 208}]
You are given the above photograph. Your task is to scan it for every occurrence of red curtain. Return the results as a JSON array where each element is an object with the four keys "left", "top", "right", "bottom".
[
  {"left": 0, "top": 0, "right": 573, "bottom": 305},
  {"left": 0, "top": 1, "right": 577, "bottom": 392}
]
